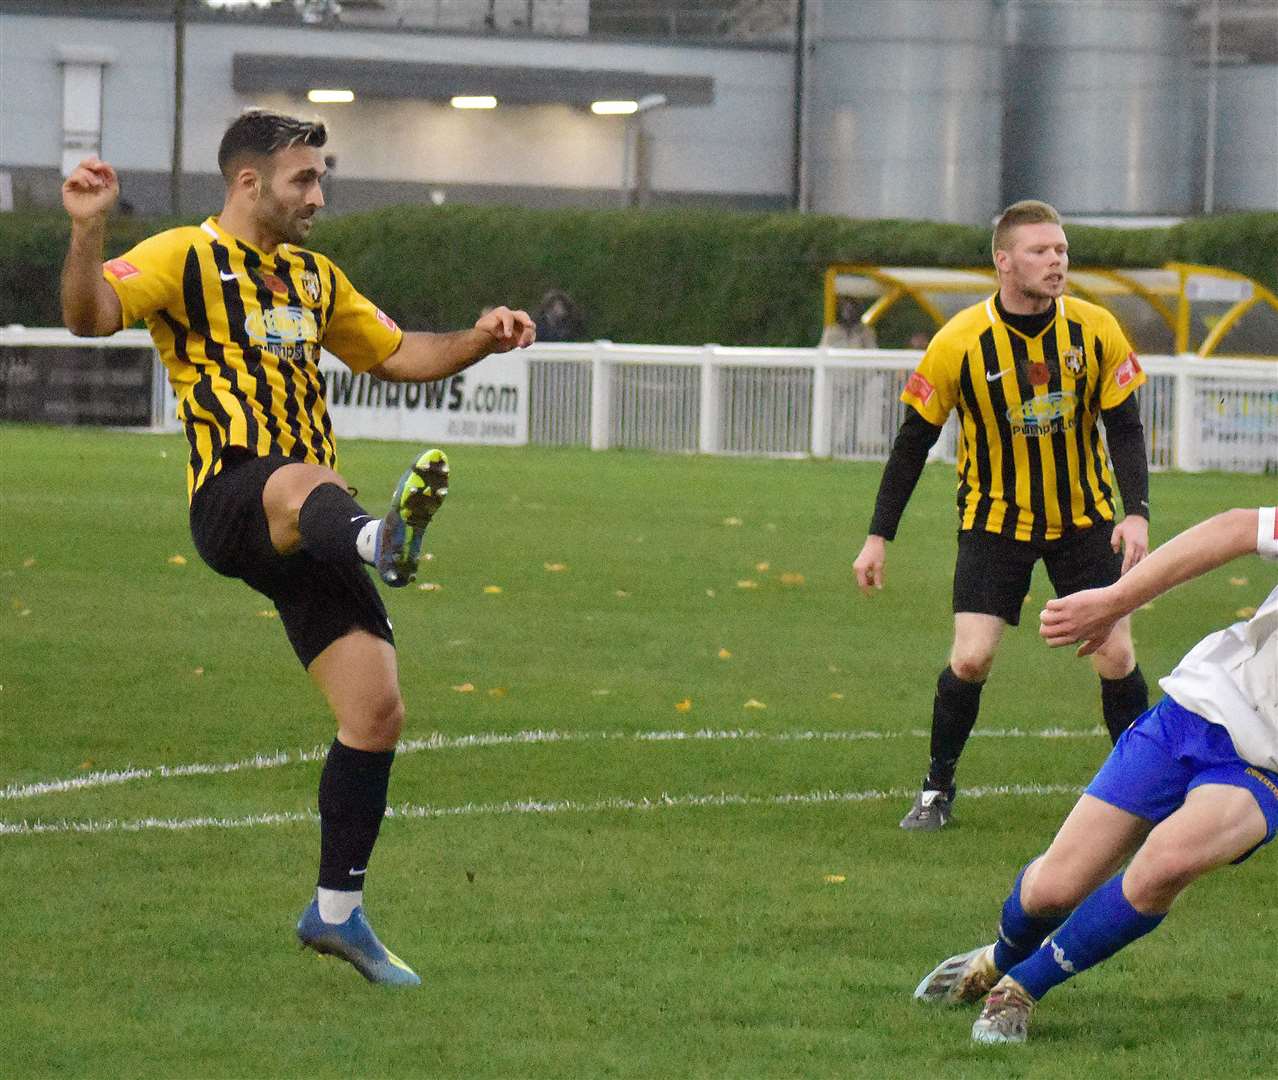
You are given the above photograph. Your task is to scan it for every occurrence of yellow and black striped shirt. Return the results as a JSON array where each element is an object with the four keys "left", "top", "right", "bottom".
[
  {"left": 103, "top": 216, "right": 403, "bottom": 499},
  {"left": 902, "top": 294, "right": 1145, "bottom": 542}
]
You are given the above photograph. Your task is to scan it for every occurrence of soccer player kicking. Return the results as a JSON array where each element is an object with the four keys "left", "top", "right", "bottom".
[
  {"left": 60, "top": 109, "right": 535, "bottom": 986},
  {"left": 853, "top": 200, "right": 1153, "bottom": 831},
  {"left": 914, "top": 507, "right": 1278, "bottom": 1043}
]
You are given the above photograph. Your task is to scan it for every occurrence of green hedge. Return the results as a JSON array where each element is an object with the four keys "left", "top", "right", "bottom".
[{"left": 4, "top": 206, "right": 1275, "bottom": 346}]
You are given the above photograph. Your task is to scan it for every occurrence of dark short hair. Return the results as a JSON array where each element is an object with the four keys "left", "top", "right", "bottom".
[
  {"left": 992, "top": 199, "right": 1062, "bottom": 259},
  {"left": 217, "top": 108, "right": 327, "bottom": 181}
]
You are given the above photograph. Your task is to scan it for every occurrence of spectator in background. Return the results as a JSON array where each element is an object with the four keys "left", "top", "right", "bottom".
[
  {"left": 534, "top": 289, "right": 585, "bottom": 342},
  {"left": 820, "top": 295, "right": 877, "bottom": 349}
]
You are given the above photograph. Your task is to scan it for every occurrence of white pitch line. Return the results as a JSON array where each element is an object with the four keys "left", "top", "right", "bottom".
[
  {"left": 0, "top": 782, "right": 1084, "bottom": 838},
  {"left": 0, "top": 725, "right": 1104, "bottom": 803}
]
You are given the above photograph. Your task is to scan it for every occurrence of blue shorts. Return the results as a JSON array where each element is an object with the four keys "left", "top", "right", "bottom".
[{"left": 1086, "top": 696, "right": 1278, "bottom": 863}]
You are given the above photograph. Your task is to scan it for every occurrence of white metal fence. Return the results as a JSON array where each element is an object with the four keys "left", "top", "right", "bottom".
[
  {"left": 2, "top": 329, "right": 1275, "bottom": 473},
  {"left": 528, "top": 341, "right": 1277, "bottom": 474}
]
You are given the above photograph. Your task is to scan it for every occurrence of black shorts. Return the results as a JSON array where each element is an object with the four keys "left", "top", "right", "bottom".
[
  {"left": 952, "top": 522, "right": 1123, "bottom": 627},
  {"left": 189, "top": 450, "right": 394, "bottom": 668}
]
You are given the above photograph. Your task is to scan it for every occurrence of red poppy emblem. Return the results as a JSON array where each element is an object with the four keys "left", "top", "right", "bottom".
[
  {"left": 260, "top": 274, "right": 289, "bottom": 295},
  {"left": 1028, "top": 362, "right": 1050, "bottom": 386}
]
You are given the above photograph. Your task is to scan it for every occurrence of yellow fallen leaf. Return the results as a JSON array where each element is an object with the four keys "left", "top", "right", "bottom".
[
  {"left": 10, "top": 598, "right": 25, "bottom": 611},
  {"left": 829, "top": 692, "right": 844, "bottom": 701},
  {"left": 487, "top": 687, "right": 507, "bottom": 699},
  {"left": 17, "top": 609, "right": 30, "bottom": 617},
  {"left": 765, "top": 523, "right": 778, "bottom": 532},
  {"left": 780, "top": 572, "right": 805, "bottom": 586},
  {"left": 256, "top": 609, "right": 277, "bottom": 618},
  {"left": 79, "top": 759, "right": 94, "bottom": 771},
  {"left": 675, "top": 698, "right": 692, "bottom": 713},
  {"left": 1230, "top": 576, "right": 1248, "bottom": 587},
  {"left": 705, "top": 588, "right": 716, "bottom": 598},
  {"left": 483, "top": 585, "right": 503, "bottom": 594},
  {"left": 452, "top": 682, "right": 476, "bottom": 693},
  {"left": 717, "top": 647, "right": 732, "bottom": 659},
  {"left": 1236, "top": 607, "right": 1257, "bottom": 619},
  {"left": 736, "top": 579, "right": 759, "bottom": 590},
  {"left": 21, "top": 557, "right": 36, "bottom": 568},
  {"left": 193, "top": 667, "right": 204, "bottom": 676},
  {"left": 167, "top": 554, "right": 187, "bottom": 566},
  {"left": 824, "top": 874, "right": 847, "bottom": 884},
  {"left": 722, "top": 517, "right": 743, "bottom": 526},
  {"left": 417, "top": 582, "right": 441, "bottom": 591},
  {"left": 743, "top": 699, "right": 767, "bottom": 710},
  {"left": 755, "top": 561, "right": 770, "bottom": 572},
  {"left": 592, "top": 689, "right": 611, "bottom": 697},
  {"left": 615, "top": 590, "right": 630, "bottom": 599},
  {"left": 544, "top": 562, "right": 568, "bottom": 572}
]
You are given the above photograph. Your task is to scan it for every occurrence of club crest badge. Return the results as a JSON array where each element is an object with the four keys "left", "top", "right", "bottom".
[
  {"left": 301, "top": 270, "right": 322, "bottom": 303},
  {"left": 1063, "top": 346, "right": 1085, "bottom": 376}
]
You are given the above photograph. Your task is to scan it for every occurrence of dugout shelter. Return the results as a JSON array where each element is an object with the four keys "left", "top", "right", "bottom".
[{"left": 823, "top": 263, "right": 1278, "bottom": 359}]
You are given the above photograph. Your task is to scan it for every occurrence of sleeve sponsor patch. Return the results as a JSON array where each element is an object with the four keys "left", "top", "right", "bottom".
[
  {"left": 905, "top": 371, "right": 935, "bottom": 405},
  {"left": 103, "top": 258, "right": 140, "bottom": 282},
  {"left": 1115, "top": 352, "right": 1142, "bottom": 388},
  {"left": 375, "top": 309, "right": 399, "bottom": 333}
]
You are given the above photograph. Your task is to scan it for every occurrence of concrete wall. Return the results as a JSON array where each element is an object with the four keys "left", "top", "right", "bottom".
[{"left": 0, "top": 11, "right": 795, "bottom": 214}]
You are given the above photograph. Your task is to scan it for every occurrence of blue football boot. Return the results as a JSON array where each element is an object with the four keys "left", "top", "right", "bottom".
[
  {"left": 374, "top": 448, "right": 449, "bottom": 587},
  {"left": 296, "top": 900, "right": 422, "bottom": 987}
]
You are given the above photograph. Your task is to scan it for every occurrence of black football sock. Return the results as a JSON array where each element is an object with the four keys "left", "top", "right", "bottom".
[
  {"left": 924, "top": 666, "right": 985, "bottom": 794},
  {"left": 298, "top": 483, "right": 374, "bottom": 566},
  {"left": 317, "top": 739, "right": 395, "bottom": 892},
  {"left": 1100, "top": 665, "right": 1149, "bottom": 745}
]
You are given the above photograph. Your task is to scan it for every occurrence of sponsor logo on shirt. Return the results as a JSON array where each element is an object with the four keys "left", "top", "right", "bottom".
[
  {"left": 1115, "top": 352, "right": 1142, "bottom": 388},
  {"left": 375, "top": 308, "right": 399, "bottom": 334},
  {"left": 243, "top": 306, "right": 318, "bottom": 344},
  {"left": 1006, "top": 391, "right": 1077, "bottom": 436},
  {"left": 104, "top": 258, "right": 140, "bottom": 281},
  {"left": 904, "top": 371, "right": 934, "bottom": 405}
]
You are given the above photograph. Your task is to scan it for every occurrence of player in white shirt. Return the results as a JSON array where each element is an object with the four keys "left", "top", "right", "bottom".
[{"left": 912, "top": 507, "right": 1278, "bottom": 1044}]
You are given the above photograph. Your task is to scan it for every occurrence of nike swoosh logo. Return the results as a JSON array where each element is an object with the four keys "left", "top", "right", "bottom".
[
  {"left": 986, "top": 368, "right": 1014, "bottom": 382},
  {"left": 349, "top": 867, "right": 367, "bottom": 877},
  {"left": 350, "top": 514, "right": 372, "bottom": 523},
  {"left": 219, "top": 271, "right": 239, "bottom": 281}
]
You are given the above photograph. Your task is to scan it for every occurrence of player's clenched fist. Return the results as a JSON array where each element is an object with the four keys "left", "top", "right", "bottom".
[
  {"left": 475, "top": 305, "right": 536, "bottom": 352},
  {"left": 62, "top": 156, "right": 120, "bottom": 221}
]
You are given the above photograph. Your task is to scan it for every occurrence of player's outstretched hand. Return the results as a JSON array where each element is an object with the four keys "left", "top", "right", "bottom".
[
  {"left": 1112, "top": 515, "right": 1149, "bottom": 576},
  {"left": 853, "top": 535, "right": 887, "bottom": 596},
  {"left": 62, "top": 157, "right": 120, "bottom": 222},
  {"left": 475, "top": 306, "right": 536, "bottom": 353},
  {"left": 1039, "top": 586, "right": 1121, "bottom": 656}
]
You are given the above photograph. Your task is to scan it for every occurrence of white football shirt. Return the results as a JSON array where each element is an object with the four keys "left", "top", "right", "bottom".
[{"left": 1159, "top": 508, "right": 1278, "bottom": 770}]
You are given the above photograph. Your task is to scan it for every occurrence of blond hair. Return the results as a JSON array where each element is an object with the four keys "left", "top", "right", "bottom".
[{"left": 992, "top": 200, "right": 1062, "bottom": 260}]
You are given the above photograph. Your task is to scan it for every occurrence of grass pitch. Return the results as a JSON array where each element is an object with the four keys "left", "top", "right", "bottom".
[{"left": 2, "top": 423, "right": 1276, "bottom": 1079}]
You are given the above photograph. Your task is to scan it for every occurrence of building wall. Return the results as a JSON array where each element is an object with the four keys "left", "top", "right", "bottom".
[{"left": 0, "top": 11, "right": 795, "bottom": 214}]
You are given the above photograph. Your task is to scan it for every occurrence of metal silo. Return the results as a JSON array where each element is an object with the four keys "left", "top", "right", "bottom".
[
  {"left": 1213, "top": 64, "right": 1278, "bottom": 211},
  {"left": 1002, "top": 0, "right": 1196, "bottom": 215},
  {"left": 805, "top": 0, "right": 1005, "bottom": 223}
]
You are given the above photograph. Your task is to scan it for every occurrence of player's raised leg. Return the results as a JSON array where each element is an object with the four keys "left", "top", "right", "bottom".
[{"left": 375, "top": 448, "right": 449, "bottom": 587}]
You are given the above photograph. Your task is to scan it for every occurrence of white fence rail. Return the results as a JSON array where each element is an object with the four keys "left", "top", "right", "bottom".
[{"left": 2, "top": 329, "right": 1275, "bottom": 473}]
